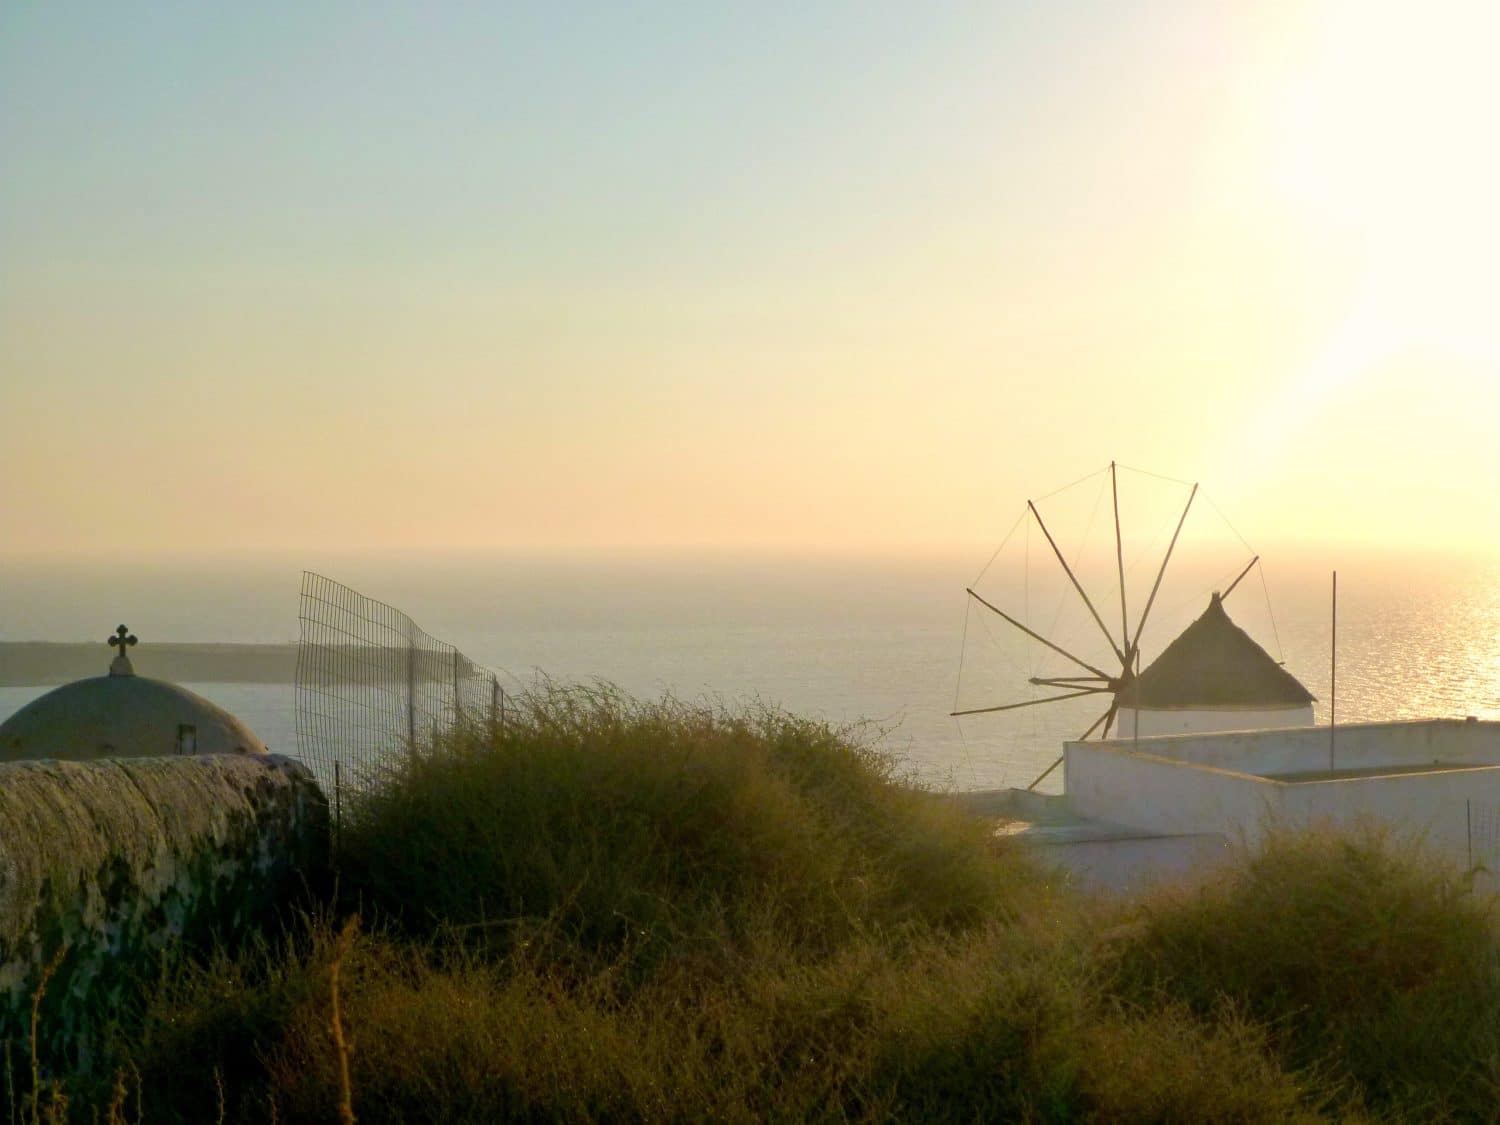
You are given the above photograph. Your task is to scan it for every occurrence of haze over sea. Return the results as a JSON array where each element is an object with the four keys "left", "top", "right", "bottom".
[{"left": 1, "top": 549, "right": 1496, "bottom": 794}]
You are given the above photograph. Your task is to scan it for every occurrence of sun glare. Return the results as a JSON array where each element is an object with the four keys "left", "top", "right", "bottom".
[
  {"left": 1276, "top": 1, "right": 1500, "bottom": 364},
  {"left": 1206, "top": 1, "right": 1500, "bottom": 539}
]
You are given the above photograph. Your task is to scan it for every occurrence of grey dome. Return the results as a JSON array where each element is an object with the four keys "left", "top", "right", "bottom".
[{"left": 0, "top": 675, "right": 269, "bottom": 762}]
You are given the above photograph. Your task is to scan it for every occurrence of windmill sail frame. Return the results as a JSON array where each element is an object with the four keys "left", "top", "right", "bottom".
[{"left": 953, "top": 462, "right": 1268, "bottom": 789}]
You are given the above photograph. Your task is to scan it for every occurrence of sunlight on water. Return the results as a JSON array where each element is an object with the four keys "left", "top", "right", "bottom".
[{"left": 1, "top": 553, "right": 1497, "bottom": 795}]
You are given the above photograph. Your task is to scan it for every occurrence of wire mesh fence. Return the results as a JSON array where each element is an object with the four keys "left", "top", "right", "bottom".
[
  {"left": 295, "top": 571, "right": 510, "bottom": 798},
  {"left": 1468, "top": 800, "right": 1500, "bottom": 869}
]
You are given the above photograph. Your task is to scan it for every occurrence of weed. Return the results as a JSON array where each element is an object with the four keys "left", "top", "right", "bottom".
[
  {"left": 329, "top": 918, "right": 357, "bottom": 1125},
  {"left": 28, "top": 689, "right": 1500, "bottom": 1121},
  {"left": 1111, "top": 823, "right": 1500, "bottom": 1118}
]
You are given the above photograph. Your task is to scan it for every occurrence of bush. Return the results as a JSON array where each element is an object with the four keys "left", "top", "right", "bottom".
[
  {"left": 44, "top": 688, "right": 1500, "bottom": 1122},
  {"left": 1111, "top": 824, "right": 1500, "bottom": 1118},
  {"left": 153, "top": 914, "right": 1318, "bottom": 1124},
  {"left": 337, "top": 683, "right": 1036, "bottom": 979},
  {"left": 114, "top": 687, "right": 1059, "bottom": 1122},
  {"left": 114, "top": 915, "right": 348, "bottom": 1124},
  {"left": 1065, "top": 1002, "right": 1321, "bottom": 1124}
]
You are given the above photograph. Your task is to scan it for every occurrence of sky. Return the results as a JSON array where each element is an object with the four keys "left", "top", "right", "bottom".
[{"left": 3, "top": 0, "right": 1499, "bottom": 560}]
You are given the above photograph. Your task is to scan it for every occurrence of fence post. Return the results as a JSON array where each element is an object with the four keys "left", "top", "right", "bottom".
[
  {"left": 296, "top": 572, "right": 502, "bottom": 801},
  {"left": 334, "top": 759, "right": 343, "bottom": 860},
  {"left": 406, "top": 635, "right": 416, "bottom": 748},
  {"left": 453, "top": 649, "right": 462, "bottom": 727}
]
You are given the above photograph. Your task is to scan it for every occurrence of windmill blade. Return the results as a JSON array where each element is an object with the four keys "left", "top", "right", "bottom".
[
  {"left": 1028, "top": 675, "right": 1112, "bottom": 688},
  {"left": 1079, "top": 702, "right": 1115, "bottom": 741},
  {"left": 1129, "top": 481, "right": 1198, "bottom": 661},
  {"left": 1024, "top": 700, "right": 1116, "bottom": 791},
  {"left": 1028, "top": 500, "right": 1129, "bottom": 667},
  {"left": 965, "top": 588, "right": 1113, "bottom": 680},
  {"left": 1112, "top": 461, "right": 1130, "bottom": 655},
  {"left": 951, "top": 688, "right": 1108, "bottom": 718},
  {"left": 1025, "top": 757, "right": 1064, "bottom": 791},
  {"left": 1221, "top": 555, "right": 1259, "bottom": 601},
  {"left": 1101, "top": 699, "right": 1119, "bottom": 738}
]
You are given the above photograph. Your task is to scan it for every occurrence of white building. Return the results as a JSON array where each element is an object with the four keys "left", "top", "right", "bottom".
[
  {"left": 959, "top": 590, "right": 1499, "bottom": 892},
  {"left": 1066, "top": 719, "right": 1500, "bottom": 855},
  {"left": 980, "top": 719, "right": 1500, "bottom": 894}
]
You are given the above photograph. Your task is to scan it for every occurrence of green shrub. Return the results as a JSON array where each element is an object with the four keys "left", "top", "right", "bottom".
[
  {"left": 1065, "top": 1002, "right": 1322, "bottom": 1124},
  {"left": 338, "top": 683, "right": 1036, "bottom": 979},
  {"left": 115, "top": 915, "right": 346, "bottom": 1124},
  {"left": 45, "top": 688, "right": 1500, "bottom": 1122},
  {"left": 1111, "top": 824, "right": 1500, "bottom": 1118},
  {"left": 111, "top": 688, "right": 1058, "bottom": 1122},
  {"left": 184, "top": 914, "right": 1318, "bottom": 1124}
]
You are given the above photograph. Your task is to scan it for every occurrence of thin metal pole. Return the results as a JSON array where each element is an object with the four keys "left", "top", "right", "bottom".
[
  {"left": 500, "top": 686, "right": 507, "bottom": 735},
  {"left": 406, "top": 635, "right": 416, "bottom": 748},
  {"left": 1133, "top": 649, "right": 1141, "bottom": 748},
  {"left": 1329, "top": 570, "right": 1337, "bottom": 774},
  {"left": 452, "top": 650, "right": 462, "bottom": 727},
  {"left": 334, "top": 759, "right": 342, "bottom": 858}
]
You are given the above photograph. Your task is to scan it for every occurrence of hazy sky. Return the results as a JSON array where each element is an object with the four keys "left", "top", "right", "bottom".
[{"left": 4, "top": 1, "right": 1498, "bottom": 558}]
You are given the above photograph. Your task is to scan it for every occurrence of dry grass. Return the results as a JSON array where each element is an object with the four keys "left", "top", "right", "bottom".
[
  {"left": 336, "top": 684, "right": 1036, "bottom": 976},
  {"left": 18, "top": 685, "right": 1500, "bottom": 1121},
  {"left": 1109, "top": 824, "right": 1500, "bottom": 1119}
]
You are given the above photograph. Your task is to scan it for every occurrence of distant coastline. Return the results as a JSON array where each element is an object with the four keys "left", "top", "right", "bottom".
[{"left": 0, "top": 642, "right": 298, "bottom": 686}]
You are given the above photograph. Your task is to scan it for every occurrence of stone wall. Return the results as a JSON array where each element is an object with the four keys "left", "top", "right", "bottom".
[{"left": 0, "top": 754, "right": 328, "bottom": 1074}]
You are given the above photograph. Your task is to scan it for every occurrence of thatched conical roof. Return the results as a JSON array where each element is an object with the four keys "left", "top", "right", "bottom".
[{"left": 1116, "top": 593, "right": 1315, "bottom": 710}]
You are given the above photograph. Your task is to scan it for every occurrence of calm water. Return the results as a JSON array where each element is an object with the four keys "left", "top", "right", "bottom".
[{"left": 1, "top": 551, "right": 1497, "bottom": 794}]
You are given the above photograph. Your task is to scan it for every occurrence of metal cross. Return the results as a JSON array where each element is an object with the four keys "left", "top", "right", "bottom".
[{"left": 108, "top": 624, "right": 137, "bottom": 655}]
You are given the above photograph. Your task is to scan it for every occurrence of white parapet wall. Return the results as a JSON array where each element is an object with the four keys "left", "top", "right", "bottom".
[
  {"left": 1064, "top": 720, "right": 1500, "bottom": 866},
  {"left": 1064, "top": 742, "right": 1289, "bottom": 838},
  {"left": 1277, "top": 766, "right": 1494, "bottom": 859},
  {"left": 1101, "top": 719, "right": 1500, "bottom": 775}
]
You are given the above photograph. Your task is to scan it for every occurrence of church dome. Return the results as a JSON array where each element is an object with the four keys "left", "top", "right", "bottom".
[{"left": 0, "top": 626, "right": 269, "bottom": 762}]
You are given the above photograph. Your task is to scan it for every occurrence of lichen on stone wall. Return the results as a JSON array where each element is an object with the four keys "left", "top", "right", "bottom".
[{"left": 0, "top": 754, "right": 328, "bottom": 1075}]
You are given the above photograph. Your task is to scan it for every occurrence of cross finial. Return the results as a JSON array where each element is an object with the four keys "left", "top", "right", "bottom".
[{"left": 107, "top": 624, "right": 137, "bottom": 676}]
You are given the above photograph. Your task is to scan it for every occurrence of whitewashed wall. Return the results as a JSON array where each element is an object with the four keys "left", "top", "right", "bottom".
[
  {"left": 1101, "top": 719, "right": 1500, "bottom": 776},
  {"left": 1064, "top": 742, "right": 1287, "bottom": 837},
  {"left": 1278, "top": 768, "right": 1499, "bottom": 859},
  {"left": 1030, "top": 833, "right": 1231, "bottom": 895},
  {"left": 1114, "top": 704, "right": 1313, "bottom": 739},
  {"left": 1065, "top": 720, "right": 1500, "bottom": 869}
]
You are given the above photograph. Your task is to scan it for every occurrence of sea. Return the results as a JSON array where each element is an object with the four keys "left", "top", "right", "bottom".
[{"left": 1, "top": 549, "right": 1497, "bottom": 795}]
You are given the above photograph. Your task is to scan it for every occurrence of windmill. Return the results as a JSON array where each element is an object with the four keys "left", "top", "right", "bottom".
[{"left": 952, "top": 462, "right": 1275, "bottom": 789}]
